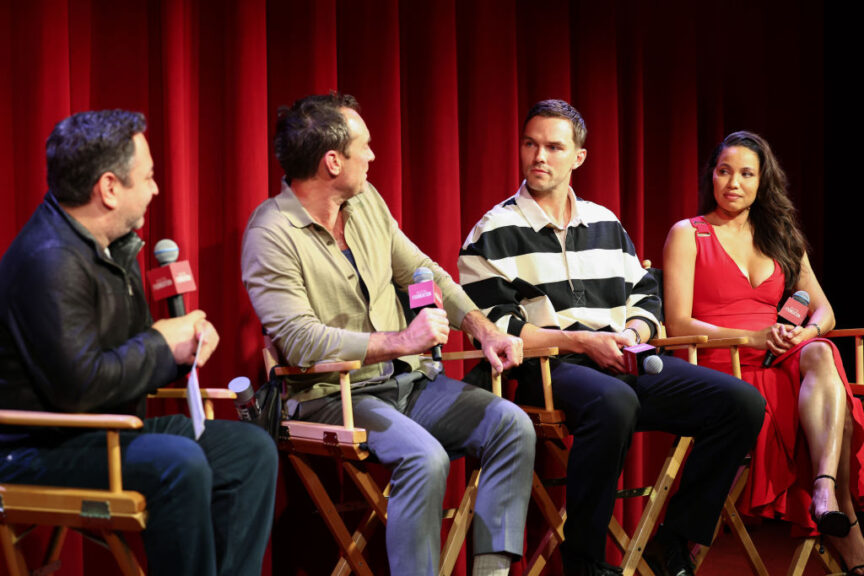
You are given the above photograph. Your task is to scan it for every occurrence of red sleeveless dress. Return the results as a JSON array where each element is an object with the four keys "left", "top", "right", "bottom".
[{"left": 689, "top": 216, "right": 864, "bottom": 534}]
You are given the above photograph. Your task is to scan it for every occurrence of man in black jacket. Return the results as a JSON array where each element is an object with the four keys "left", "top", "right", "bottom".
[{"left": 0, "top": 110, "right": 277, "bottom": 576}]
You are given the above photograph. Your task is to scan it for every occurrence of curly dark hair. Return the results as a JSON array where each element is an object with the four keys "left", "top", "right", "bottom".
[
  {"left": 274, "top": 92, "right": 361, "bottom": 183},
  {"left": 699, "top": 131, "right": 807, "bottom": 294},
  {"left": 522, "top": 99, "right": 587, "bottom": 148},
  {"left": 46, "top": 110, "right": 147, "bottom": 207}
]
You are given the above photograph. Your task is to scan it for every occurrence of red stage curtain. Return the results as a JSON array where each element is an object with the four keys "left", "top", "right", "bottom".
[{"left": 0, "top": 1, "right": 827, "bottom": 575}]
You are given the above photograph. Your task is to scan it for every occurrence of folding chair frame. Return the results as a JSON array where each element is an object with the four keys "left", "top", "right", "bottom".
[
  {"left": 266, "top": 339, "right": 489, "bottom": 576},
  {"left": 0, "top": 389, "right": 233, "bottom": 576}
]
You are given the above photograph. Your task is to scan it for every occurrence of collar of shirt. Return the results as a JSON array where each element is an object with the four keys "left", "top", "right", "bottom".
[
  {"left": 274, "top": 178, "right": 358, "bottom": 230},
  {"left": 514, "top": 181, "right": 587, "bottom": 232}
]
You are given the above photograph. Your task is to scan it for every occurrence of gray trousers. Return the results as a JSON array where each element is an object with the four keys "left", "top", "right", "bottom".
[{"left": 305, "top": 372, "right": 536, "bottom": 576}]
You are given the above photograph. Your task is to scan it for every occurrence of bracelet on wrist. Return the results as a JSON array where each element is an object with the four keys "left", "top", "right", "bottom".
[
  {"left": 624, "top": 327, "right": 642, "bottom": 345},
  {"left": 806, "top": 323, "right": 822, "bottom": 337}
]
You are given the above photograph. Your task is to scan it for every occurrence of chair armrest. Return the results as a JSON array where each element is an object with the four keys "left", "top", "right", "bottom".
[
  {"left": 268, "top": 359, "right": 362, "bottom": 430},
  {"left": 0, "top": 409, "right": 142, "bottom": 430},
  {"left": 650, "top": 335, "right": 708, "bottom": 365},
  {"left": 426, "top": 347, "right": 560, "bottom": 401},
  {"left": 697, "top": 337, "right": 750, "bottom": 349},
  {"left": 149, "top": 388, "right": 238, "bottom": 400},
  {"left": 650, "top": 335, "right": 708, "bottom": 347},
  {"left": 0, "top": 409, "right": 141, "bottom": 492},
  {"left": 429, "top": 346, "right": 559, "bottom": 362},
  {"left": 825, "top": 328, "right": 864, "bottom": 338},
  {"left": 692, "top": 337, "right": 750, "bottom": 379},
  {"left": 270, "top": 360, "right": 362, "bottom": 378},
  {"left": 149, "top": 388, "right": 238, "bottom": 420},
  {"left": 825, "top": 328, "right": 864, "bottom": 387}
]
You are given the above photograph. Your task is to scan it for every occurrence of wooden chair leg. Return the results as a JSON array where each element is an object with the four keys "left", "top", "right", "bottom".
[
  {"left": 342, "top": 462, "right": 388, "bottom": 524},
  {"left": 43, "top": 526, "right": 68, "bottom": 569},
  {"left": 524, "top": 525, "right": 566, "bottom": 576},
  {"left": 788, "top": 537, "right": 843, "bottom": 576},
  {"left": 620, "top": 437, "right": 693, "bottom": 576},
  {"left": 691, "top": 466, "right": 768, "bottom": 576},
  {"left": 788, "top": 538, "right": 815, "bottom": 576},
  {"left": 608, "top": 516, "right": 657, "bottom": 576},
  {"left": 524, "top": 471, "right": 566, "bottom": 576},
  {"left": 330, "top": 462, "right": 389, "bottom": 576},
  {"left": 716, "top": 495, "right": 769, "bottom": 576},
  {"left": 289, "top": 453, "right": 375, "bottom": 576},
  {"left": 331, "top": 508, "right": 383, "bottom": 576},
  {"left": 814, "top": 540, "right": 843, "bottom": 574},
  {"left": 0, "top": 524, "right": 27, "bottom": 576},
  {"left": 103, "top": 531, "right": 145, "bottom": 576},
  {"left": 439, "top": 468, "right": 481, "bottom": 576}
]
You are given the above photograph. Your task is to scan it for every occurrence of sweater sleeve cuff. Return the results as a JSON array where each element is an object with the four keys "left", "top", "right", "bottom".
[
  {"left": 507, "top": 316, "right": 526, "bottom": 338},
  {"left": 342, "top": 331, "right": 372, "bottom": 363},
  {"left": 444, "top": 290, "right": 479, "bottom": 330},
  {"left": 627, "top": 316, "right": 658, "bottom": 340}
]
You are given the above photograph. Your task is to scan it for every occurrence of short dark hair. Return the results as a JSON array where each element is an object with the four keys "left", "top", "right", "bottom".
[
  {"left": 46, "top": 110, "right": 147, "bottom": 207},
  {"left": 523, "top": 99, "right": 587, "bottom": 148},
  {"left": 699, "top": 130, "right": 806, "bottom": 294},
  {"left": 274, "top": 92, "right": 361, "bottom": 183}
]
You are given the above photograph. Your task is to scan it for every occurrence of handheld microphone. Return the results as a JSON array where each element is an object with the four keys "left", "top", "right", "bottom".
[
  {"left": 763, "top": 290, "right": 810, "bottom": 368},
  {"left": 623, "top": 343, "right": 664, "bottom": 376},
  {"left": 408, "top": 267, "right": 444, "bottom": 361},
  {"left": 228, "top": 376, "right": 261, "bottom": 422},
  {"left": 149, "top": 239, "right": 196, "bottom": 318}
]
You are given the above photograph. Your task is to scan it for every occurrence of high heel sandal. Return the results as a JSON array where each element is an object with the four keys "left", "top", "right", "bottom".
[
  {"left": 819, "top": 513, "right": 864, "bottom": 574},
  {"left": 841, "top": 516, "right": 864, "bottom": 575},
  {"left": 813, "top": 474, "right": 854, "bottom": 537}
]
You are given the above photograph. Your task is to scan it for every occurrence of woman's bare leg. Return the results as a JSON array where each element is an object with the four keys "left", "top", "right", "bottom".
[
  {"left": 826, "top": 407, "right": 864, "bottom": 573},
  {"left": 799, "top": 341, "right": 864, "bottom": 572}
]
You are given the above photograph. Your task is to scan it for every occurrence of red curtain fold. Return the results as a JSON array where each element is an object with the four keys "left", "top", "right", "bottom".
[
  {"left": 1, "top": 1, "right": 828, "bottom": 575},
  {"left": 338, "top": 0, "right": 403, "bottom": 217},
  {"left": 456, "top": 0, "right": 520, "bottom": 239}
]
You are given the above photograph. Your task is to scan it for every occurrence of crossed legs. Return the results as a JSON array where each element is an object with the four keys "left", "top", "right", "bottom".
[{"left": 798, "top": 340, "right": 864, "bottom": 572}]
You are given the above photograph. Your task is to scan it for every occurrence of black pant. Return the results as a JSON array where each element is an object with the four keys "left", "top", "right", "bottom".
[
  {"left": 0, "top": 414, "right": 278, "bottom": 576},
  {"left": 514, "top": 355, "right": 765, "bottom": 566}
]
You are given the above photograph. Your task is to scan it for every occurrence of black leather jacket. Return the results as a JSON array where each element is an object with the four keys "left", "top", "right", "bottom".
[{"left": 0, "top": 194, "right": 178, "bottom": 418}]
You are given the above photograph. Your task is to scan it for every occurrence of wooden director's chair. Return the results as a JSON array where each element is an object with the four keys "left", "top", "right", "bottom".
[
  {"left": 0, "top": 388, "right": 235, "bottom": 576},
  {"left": 264, "top": 336, "right": 493, "bottom": 576},
  {"left": 514, "top": 333, "right": 714, "bottom": 576},
  {"left": 615, "top": 262, "right": 767, "bottom": 576},
  {"left": 783, "top": 327, "right": 864, "bottom": 576},
  {"left": 507, "top": 259, "right": 767, "bottom": 576},
  {"left": 688, "top": 336, "right": 770, "bottom": 576},
  {"left": 432, "top": 347, "right": 562, "bottom": 574},
  {"left": 689, "top": 328, "right": 864, "bottom": 576}
]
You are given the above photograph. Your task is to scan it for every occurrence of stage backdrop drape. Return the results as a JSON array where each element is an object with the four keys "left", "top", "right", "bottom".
[{"left": 1, "top": 1, "right": 827, "bottom": 575}]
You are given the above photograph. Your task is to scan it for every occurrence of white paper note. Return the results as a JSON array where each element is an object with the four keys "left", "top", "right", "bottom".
[{"left": 187, "top": 332, "right": 207, "bottom": 440}]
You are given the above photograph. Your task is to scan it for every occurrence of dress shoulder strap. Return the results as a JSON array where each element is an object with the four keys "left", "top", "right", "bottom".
[{"left": 689, "top": 216, "right": 712, "bottom": 237}]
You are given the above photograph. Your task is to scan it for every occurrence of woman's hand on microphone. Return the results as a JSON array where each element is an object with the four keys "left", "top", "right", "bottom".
[
  {"left": 759, "top": 323, "right": 798, "bottom": 356},
  {"left": 776, "top": 324, "right": 807, "bottom": 349}
]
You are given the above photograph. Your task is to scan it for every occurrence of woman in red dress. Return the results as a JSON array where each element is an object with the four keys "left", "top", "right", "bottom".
[{"left": 663, "top": 131, "right": 864, "bottom": 573}]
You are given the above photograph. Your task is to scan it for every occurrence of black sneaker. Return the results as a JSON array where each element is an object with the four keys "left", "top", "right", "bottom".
[{"left": 643, "top": 528, "right": 695, "bottom": 576}]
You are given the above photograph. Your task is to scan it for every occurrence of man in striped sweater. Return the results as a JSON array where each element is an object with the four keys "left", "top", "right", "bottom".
[{"left": 458, "top": 99, "right": 765, "bottom": 576}]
